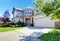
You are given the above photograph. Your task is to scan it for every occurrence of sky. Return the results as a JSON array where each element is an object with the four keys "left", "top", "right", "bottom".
[{"left": 0, "top": 0, "right": 35, "bottom": 18}]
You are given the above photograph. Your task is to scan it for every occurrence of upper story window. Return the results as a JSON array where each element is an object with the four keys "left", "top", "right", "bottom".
[{"left": 24, "top": 10, "right": 32, "bottom": 15}]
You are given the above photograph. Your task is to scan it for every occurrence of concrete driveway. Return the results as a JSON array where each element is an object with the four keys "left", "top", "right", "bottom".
[{"left": 0, "top": 26, "right": 53, "bottom": 41}]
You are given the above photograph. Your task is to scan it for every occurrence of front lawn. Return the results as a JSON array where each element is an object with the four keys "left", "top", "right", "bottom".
[
  {"left": 0, "top": 27, "right": 24, "bottom": 32},
  {"left": 38, "top": 29, "right": 60, "bottom": 41}
]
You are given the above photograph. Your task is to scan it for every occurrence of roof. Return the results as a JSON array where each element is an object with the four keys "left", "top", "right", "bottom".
[
  {"left": 24, "top": 7, "right": 33, "bottom": 10},
  {"left": 14, "top": 7, "right": 22, "bottom": 10},
  {"left": 0, "top": 16, "right": 5, "bottom": 18},
  {"left": 14, "top": 7, "right": 23, "bottom": 12},
  {"left": 34, "top": 12, "right": 42, "bottom": 16},
  {"left": 26, "top": 7, "right": 32, "bottom": 9}
]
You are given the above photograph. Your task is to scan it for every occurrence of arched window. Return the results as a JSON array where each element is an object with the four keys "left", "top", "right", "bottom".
[{"left": 24, "top": 10, "right": 32, "bottom": 15}]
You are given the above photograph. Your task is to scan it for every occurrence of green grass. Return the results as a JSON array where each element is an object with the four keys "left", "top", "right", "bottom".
[
  {"left": 0, "top": 27, "right": 24, "bottom": 32},
  {"left": 38, "top": 29, "right": 60, "bottom": 41}
]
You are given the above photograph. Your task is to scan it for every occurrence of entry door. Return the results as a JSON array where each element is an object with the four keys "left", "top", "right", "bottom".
[
  {"left": 26, "top": 20, "right": 31, "bottom": 25},
  {"left": 25, "top": 18, "right": 31, "bottom": 25}
]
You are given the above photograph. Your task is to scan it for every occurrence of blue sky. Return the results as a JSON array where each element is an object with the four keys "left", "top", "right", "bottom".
[{"left": 0, "top": 0, "right": 35, "bottom": 18}]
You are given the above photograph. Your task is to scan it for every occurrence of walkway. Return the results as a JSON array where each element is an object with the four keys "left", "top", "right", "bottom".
[{"left": 0, "top": 26, "right": 53, "bottom": 41}]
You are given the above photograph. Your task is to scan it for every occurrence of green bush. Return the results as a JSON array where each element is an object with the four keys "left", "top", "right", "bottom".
[
  {"left": 3, "top": 21, "right": 26, "bottom": 27},
  {"left": 30, "top": 24, "right": 34, "bottom": 27},
  {"left": 16, "top": 21, "right": 26, "bottom": 27},
  {"left": 3, "top": 22, "right": 15, "bottom": 27}
]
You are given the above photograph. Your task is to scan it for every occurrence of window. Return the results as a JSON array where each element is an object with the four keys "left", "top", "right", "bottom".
[{"left": 24, "top": 10, "right": 32, "bottom": 15}]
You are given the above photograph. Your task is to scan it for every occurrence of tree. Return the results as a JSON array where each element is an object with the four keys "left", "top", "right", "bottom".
[
  {"left": 33, "top": 0, "right": 60, "bottom": 20},
  {"left": 3, "top": 10, "right": 10, "bottom": 26},
  {"left": 3, "top": 10, "right": 10, "bottom": 19}
]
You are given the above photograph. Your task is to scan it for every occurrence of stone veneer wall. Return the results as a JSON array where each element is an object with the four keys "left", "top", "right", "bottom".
[
  {"left": 0, "top": 23, "right": 3, "bottom": 26},
  {"left": 55, "top": 21, "right": 60, "bottom": 28}
]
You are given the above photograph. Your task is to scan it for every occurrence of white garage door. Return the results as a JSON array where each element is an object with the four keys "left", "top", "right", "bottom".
[{"left": 34, "top": 16, "right": 55, "bottom": 27}]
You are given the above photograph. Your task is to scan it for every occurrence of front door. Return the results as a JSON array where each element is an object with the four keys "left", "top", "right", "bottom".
[{"left": 25, "top": 18, "right": 31, "bottom": 25}]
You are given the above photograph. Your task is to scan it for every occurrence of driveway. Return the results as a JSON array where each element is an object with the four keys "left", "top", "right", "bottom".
[{"left": 0, "top": 26, "right": 53, "bottom": 41}]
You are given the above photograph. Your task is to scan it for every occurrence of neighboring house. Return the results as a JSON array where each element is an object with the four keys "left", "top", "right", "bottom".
[
  {"left": 0, "top": 17, "right": 5, "bottom": 26},
  {"left": 0, "top": 17, "right": 4, "bottom": 23},
  {"left": 0, "top": 16, "right": 11, "bottom": 26},
  {"left": 12, "top": 7, "right": 57, "bottom": 27}
]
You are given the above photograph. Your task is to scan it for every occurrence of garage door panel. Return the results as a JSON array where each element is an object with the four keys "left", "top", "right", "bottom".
[{"left": 34, "top": 17, "right": 55, "bottom": 27}]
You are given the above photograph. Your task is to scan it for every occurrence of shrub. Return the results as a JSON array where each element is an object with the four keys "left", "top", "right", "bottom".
[
  {"left": 3, "top": 22, "right": 15, "bottom": 27},
  {"left": 30, "top": 24, "right": 34, "bottom": 27},
  {"left": 2, "top": 21, "right": 26, "bottom": 27},
  {"left": 16, "top": 21, "right": 26, "bottom": 27}
]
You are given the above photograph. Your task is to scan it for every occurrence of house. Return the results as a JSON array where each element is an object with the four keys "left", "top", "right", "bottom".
[
  {"left": 0, "top": 17, "right": 5, "bottom": 26},
  {"left": 12, "top": 7, "right": 34, "bottom": 25},
  {"left": 12, "top": 7, "right": 57, "bottom": 27},
  {"left": 0, "top": 16, "right": 11, "bottom": 26},
  {"left": 0, "top": 17, "right": 5, "bottom": 23}
]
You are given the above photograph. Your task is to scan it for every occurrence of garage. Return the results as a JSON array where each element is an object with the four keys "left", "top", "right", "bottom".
[{"left": 34, "top": 15, "right": 55, "bottom": 28}]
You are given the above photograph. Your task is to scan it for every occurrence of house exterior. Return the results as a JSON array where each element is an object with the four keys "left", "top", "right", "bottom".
[
  {"left": 12, "top": 7, "right": 34, "bottom": 25},
  {"left": 12, "top": 7, "right": 56, "bottom": 27},
  {"left": 0, "top": 16, "right": 11, "bottom": 26},
  {"left": 0, "top": 17, "right": 5, "bottom": 23},
  {"left": 0, "top": 17, "right": 6, "bottom": 26}
]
